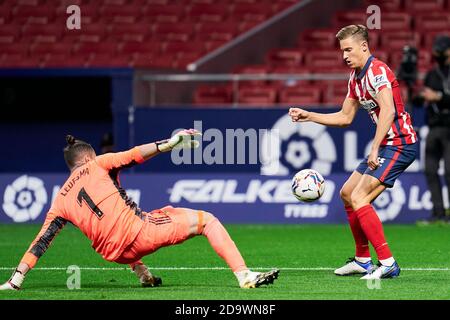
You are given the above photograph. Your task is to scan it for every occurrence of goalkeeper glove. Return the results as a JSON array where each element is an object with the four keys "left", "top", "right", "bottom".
[
  {"left": 155, "top": 128, "right": 201, "bottom": 153},
  {"left": 0, "top": 269, "right": 25, "bottom": 291}
]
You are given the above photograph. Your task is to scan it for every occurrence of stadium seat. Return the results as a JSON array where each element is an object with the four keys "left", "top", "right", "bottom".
[
  {"left": 279, "top": 85, "right": 322, "bottom": 105},
  {"left": 270, "top": 66, "right": 313, "bottom": 87},
  {"left": 238, "top": 20, "right": 261, "bottom": 32},
  {"left": 152, "top": 22, "right": 196, "bottom": 41},
  {"left": 0, "top": 43, "right": 29, "bottom": 55},
  {"left": 12, "top": 5, "right": 55, "bottom": 24},
  {"left": 131, "top": 52, "right": 177, "bottom": 69},
  {"left": 271, "top": 65, "right": 312, "bottom": 74},
  {"left": 139, "top": 0, "right": 171, "bottom": 4},
  {"left": 313, "top": 65, "right": 349, "bottom": 74},
  {"left": 99, "top": 5, "right": 142, "bottom": 24},
  {"left": 332, "top": 11, "right": 366, "bottom": 28},
  {"left": 21, "top": 24, "right": 63, "bottom": 43},
  {"left": 0, "top": 25, "right": 20, "bottom": 43},
  {"left": 363, "top": 0, "right": 403, "bottom": 11},
  {"left": 265, "top": 48, "right": 303, "bottom": 67},
  {"left": 30, "top": 42, "right": 73, "bottom": 56},
  {"left": 273, "top": 0, "right": 298, "bottom": 12},
  {"left": 231, "top": 3, "right": 274, "bottom": 22},
  {"left": 186, "top": 4, "right": 229, "bottom": 22},
  {"left": 368, "top": 31, "right": 381, "bottom": 49},
  {"left": 87, "top": 53, "right": 131, "bottom": 67},
  {"left": 73, "top": 42, "right": 119, "bottom": 55},
  {"left": 143, "top": 5, "right": 185, "bottom": 23},
  {"left": 61, "top": 23, "right": 107, "bottom": 43},
  {"left": 404, "top": 0, "right": 446, "bottom": 12},
  {"left": 175, "top": 52, "right": 203, "bottom": 69},
  {"left": 0, "top": 5, "right": 12, "bottom": 25},
  {"left": 371, "top": 50, "right": 389, "bottom": 64},
  {"left": 42, "top": 54, "right": 88, "bottom": 68},
  {"left": 10, "top": 0, "right": 42, "bottom": 5},
  {"left": 380, "top": 12, "right": 412, "bottom": 31},
  {"left": 305, "top": 51, "right": 344, "bottom": 69},
  {"left": 238, "top": 85, "right": 278, "bottom": 106},
  {"left": 204, "top": 40, "right": 227, "bottom": 51},
  {"left": 1, "top": 54, "right": 42, "bottom": 68},
  {"left": 193, "top": 85, "right": 232, "bottom": 105},
  {"left": 196, "top": 22, "right": 239, "bottom": 42},
  {"left": 101, "top": 0, "right": 128, "bottom": 5},
  {"left": 108, "top": 23, "right": 152, "bottom": 42},
  {"left": 233, "top": 64, "right": 271, "bottom": 87},
  {"left": 131, "top": 52, "right": 155, "bottom": 68},
  {"left": 390, "top": 50, "right": 432, "bottom": 72},
  {"left": 299, "top": 29, "right": 337, "bottom": 49},
  {"left": 321, "top": 80, "right": 348, "bottom": 106},
  {"left": 415, "top": 13, "right": 450, "bottom": 31},
  {"left": 380, "top": 32, "right": 421, "bottom": 50},
  {"left": 162, "top": 41, "right": 206, "bottom": 55},
  {"left": 119, "top": 41, "right": 161, "bottom": 55}
]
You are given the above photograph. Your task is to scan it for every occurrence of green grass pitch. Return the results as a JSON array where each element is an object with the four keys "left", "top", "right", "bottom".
[{"left": 0, "top": 223, "right": 449, "bottom": 300}]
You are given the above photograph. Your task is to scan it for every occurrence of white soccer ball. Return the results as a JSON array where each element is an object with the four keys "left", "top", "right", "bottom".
[{"left": 291, "top": 169, "right": 325, "bottom": 202}]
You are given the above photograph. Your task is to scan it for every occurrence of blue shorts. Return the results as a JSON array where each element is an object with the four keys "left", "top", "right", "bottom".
[{"left": 355, "top": 143, "right": 418, "bottom": 188}]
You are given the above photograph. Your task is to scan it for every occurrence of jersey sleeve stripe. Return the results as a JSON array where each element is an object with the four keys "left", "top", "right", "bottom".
[{"left": 29, "top": 216, "right": 67, "bottom": 258}]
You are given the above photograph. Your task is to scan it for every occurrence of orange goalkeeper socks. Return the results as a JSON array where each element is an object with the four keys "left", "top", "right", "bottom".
[{"left": 202, "top": 218, "right": 248, "bottom": 273}]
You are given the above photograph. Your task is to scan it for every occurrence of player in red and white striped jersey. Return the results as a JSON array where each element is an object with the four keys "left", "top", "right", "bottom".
[
  {"left": 347, "top": 52, "right": 417, "bottom": 145},
  {"left": 289, "top": 25, "right": 418, "bottom": 279}
]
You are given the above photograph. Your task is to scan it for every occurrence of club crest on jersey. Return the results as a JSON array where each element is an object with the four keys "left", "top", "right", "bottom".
[{"left": 377, "top": 157, "right": 386, "bottom": 166}]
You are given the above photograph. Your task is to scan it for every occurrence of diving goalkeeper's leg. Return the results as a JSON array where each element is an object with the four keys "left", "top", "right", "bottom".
[
  {"left": 129, "top": 261, "right": 162, "bottom": 287},
  {"left": 191, "top": 210, "right": 279, "bottom": 288}
]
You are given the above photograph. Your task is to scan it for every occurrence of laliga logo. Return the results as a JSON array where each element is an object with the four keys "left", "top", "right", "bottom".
[
  {"left": 260, "top": 114, "right": 337, "bottom": 175},
  {"left": 372, "top": 180, "right": 406, "bottom": 222},
  {"left": 2, "top": 175, "right": 48, "bottom": 222}
]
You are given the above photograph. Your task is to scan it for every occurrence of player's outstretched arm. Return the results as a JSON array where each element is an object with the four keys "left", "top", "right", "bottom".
[
  {"left": 0, "top": 212, "right": 66, "bottom": 291},
  {"left": 289, "top": 97, "right": 359, "bottom": 127},
  {"left": 143, "top": 128, "right": 201, "bottom": 159},
  {"left": 96, "top": 129, "right": 202, "bottom": 169}
]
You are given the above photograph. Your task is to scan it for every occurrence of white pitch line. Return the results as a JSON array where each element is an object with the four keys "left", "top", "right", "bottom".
[{"left": 0, "top": 267, "right": 449, "bottom": 271}]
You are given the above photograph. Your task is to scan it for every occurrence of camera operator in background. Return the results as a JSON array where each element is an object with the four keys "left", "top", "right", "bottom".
[
  {"left": 420, "top": 35, "right": 450, "bottom": 223},
  {"left": 397, "top": 45, "right": 418, "bottom": 114}
]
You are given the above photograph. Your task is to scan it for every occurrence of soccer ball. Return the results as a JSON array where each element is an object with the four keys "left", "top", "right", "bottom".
[{"left": 291, "top": 169, "right": 325, "bottom": 202}]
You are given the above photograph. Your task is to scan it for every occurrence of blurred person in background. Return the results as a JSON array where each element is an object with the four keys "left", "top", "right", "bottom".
[
  {"left": 420, "top": 35, "right": 450, "bottom": 223},
  {"left": 100, "top": 132, "right": 115, "bottom": 154}
]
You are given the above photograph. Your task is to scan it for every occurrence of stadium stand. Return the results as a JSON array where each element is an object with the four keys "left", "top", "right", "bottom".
[
  {"left": 1, "top": 0, "right": 449, "bottom": 106},
  {"left": 0, "top": 0, "right": 298, "bottom": 70},
  {"left": 193, "top": 0, "right": 450, "bottom": 105}
]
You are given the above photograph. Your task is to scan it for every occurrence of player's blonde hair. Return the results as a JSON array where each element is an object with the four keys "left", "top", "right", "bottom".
[{"left": 336, "top": 24, "right": 369, "bottom": 43}]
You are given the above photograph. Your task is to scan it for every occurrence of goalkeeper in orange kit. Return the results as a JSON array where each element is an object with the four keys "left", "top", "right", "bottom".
[{"left": 0, "top": 129, "right": 279, "bottom": 290}]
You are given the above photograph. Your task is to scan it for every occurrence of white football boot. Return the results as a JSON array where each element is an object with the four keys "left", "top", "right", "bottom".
[
  {"left": 238, "top": 269, "right": 280, "bottom": 289},
  {"left": 334, "top": 258, "right": 375, "bottom": 276},
  {"left": 360, "top": 261, "right": 401, "bottom": 280}
]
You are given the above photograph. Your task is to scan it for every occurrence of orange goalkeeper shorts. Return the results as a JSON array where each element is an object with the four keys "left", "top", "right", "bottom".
[{"left": 114, "top": 205, "right": 193, "bottom": 264}]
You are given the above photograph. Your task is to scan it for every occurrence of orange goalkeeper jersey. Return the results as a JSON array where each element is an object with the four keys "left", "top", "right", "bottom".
[{"left": 21, "top": 147, "right": 146, "bottom": 268}]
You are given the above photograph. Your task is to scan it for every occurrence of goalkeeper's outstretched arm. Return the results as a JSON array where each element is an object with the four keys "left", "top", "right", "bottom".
[
  {"left": 0, "top": 212, "right": 66, "bottom": 291},
  {"left": 95, "top": 128, "right": 202, "bottom": 170}
]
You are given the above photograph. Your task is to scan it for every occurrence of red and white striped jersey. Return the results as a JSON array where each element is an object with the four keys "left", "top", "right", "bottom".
[{"left": 347, "top": 55, "right": 417, "bottom": 146}]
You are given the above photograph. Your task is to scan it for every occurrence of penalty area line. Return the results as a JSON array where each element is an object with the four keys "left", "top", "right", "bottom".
[{"left": 0, "top": 267, "right": 449, "bottom": 271}]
